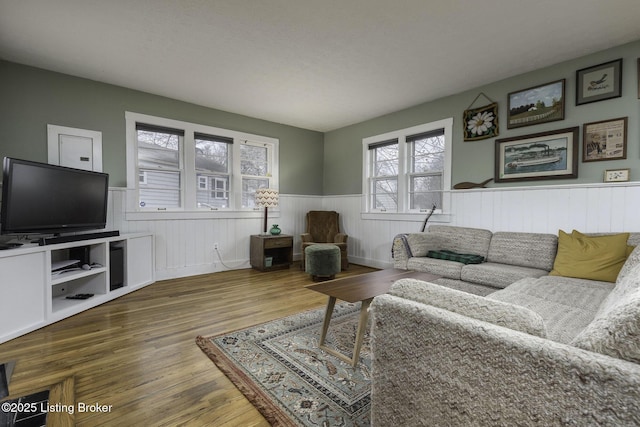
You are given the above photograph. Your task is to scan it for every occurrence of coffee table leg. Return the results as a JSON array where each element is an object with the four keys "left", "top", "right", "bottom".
[
  {"left": 352, "top": 298, "right": 372, "bottom": 367},
  {"left": 319, "top": 296, "right": 337, "bottom": 347}
]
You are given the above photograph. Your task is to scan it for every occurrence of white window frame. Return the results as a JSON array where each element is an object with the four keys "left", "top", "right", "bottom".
[
  {"left": 362, "top": 117, "right": 453, "bottom": 221},
  {"left": 238, "top": 139, "right": 277, "bottom": 209},
  {"left": 125, "top": 112, "right": 279, "bottom": 219},
  {"left": 198, "top": 176, "right": 208, "bottom": 190}
]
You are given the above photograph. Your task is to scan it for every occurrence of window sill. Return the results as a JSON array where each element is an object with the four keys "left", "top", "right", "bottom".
[
  {"left": 125, "top": 210, "right": 280, "bottom": 221},
  {"left": 360, "top": 212, "right": 451, "bottom": 223}
]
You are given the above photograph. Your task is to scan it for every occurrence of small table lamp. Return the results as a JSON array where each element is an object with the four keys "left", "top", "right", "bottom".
[{"left": 255, "top": 188, "right": 279, "bottom": 234}]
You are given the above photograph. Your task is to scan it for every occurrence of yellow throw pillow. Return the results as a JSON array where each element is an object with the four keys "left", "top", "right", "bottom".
[{"left": 549, "top": 230, "right": 630, "bottom": 282}]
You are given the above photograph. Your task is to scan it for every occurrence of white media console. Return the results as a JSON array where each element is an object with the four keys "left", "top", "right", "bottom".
[{"left": 0, "top": 233, "right": 154, "bottom": 344}]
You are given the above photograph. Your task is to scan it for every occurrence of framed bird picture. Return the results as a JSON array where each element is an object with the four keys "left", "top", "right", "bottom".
[{"left": 576, "top": 58, "right": 623, "bottom": 105}]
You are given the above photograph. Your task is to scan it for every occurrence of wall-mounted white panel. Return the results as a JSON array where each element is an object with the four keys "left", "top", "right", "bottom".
[{"left": 47, "top": 124, "right": 103, "bottom": 172}]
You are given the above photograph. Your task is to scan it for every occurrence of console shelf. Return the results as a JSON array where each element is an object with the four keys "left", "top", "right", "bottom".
[{"left": 0, "top": 233, "right": 154, "bottom": 343}]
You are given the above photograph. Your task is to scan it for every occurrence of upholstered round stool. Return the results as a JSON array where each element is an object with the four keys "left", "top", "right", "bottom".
[{"left": 305, "top": 244, "right": 341, "bottom": 281}]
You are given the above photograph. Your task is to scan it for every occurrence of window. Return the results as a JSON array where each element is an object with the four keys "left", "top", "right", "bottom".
[
  {"left": 194, "top": 133, "right": 231, "bottom": 209},
  {"left": 240, "top": 141, "right": 273, "bottom": 208},
  {"left": 363, "top": 118, "right": 452, "bottom": 216},
  {"left": 126, "top": 112, "right": 278, "bottom": 213},
  {"left": 369, "top": 139, "right": 399, "bottom": 211},
  {"left": 407, "top": 129, "right": 445, "bottom": 210},
  {"left": 136, "top": 124, "right": 184, "bottom": 209}
]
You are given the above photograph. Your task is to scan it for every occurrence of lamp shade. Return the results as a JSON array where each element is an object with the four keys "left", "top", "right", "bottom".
[{"left": 255, "top": 188, "right": 279, "bottom": 208}]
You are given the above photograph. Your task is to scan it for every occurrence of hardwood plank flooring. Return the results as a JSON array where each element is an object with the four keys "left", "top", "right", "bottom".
[{"left": 0, "top": 263, "right": 376, "bottom": 426}]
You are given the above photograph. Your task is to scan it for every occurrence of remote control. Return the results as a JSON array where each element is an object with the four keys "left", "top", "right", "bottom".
[{"left": 65, "top": 293, "right": 94, "bottom": 300}]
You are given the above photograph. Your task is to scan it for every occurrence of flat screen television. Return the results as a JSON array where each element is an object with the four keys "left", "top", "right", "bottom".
[{"left": 1, "top": 157, "right": 109, "bottom": 236}]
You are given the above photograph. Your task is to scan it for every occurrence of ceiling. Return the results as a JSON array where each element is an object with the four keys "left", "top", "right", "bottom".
[{"left": 1, "top": 1, "right": 640, "bottom": 132}]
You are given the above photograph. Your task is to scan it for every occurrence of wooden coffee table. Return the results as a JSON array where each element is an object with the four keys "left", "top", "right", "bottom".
[{"left": 305, "top": 268, "right": 439, "bottom": 366}]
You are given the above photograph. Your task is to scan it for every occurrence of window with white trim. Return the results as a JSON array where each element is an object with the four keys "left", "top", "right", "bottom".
[
  {"left": 407, "top": 129, "right": 445, "bottom": 210},
  {"left": 126, "top": 112, "right": 279, "bottom": 212},
  {"left": 369, "top": 139, "right": 399, "bottom": 211},
  {"left": 136, "top": 124, "right": 184, "bottom": 209},
  {"left": 240, "top": 141, "right": 274, "bottom": 208},
  {"left": 363, "top": 118, "right": 452, "bottom": 215},
  {"left": 194, "top": 132, "right": 232, "bottom": 209}
]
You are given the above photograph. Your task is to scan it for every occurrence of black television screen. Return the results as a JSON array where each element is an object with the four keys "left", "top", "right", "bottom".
[{"left": 1, "top": 157, "right": 109, "bottom": 235}]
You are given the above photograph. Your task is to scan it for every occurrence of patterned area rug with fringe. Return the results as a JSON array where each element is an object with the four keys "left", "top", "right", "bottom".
[{"left": 196, "top": 302, "right": 371, "bottom": 426}]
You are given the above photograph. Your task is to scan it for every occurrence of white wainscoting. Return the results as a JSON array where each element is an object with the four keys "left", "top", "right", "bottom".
[
  {"left": 107, "top": 190, "right": 324, "bottom": 280},
  {"left": 107, "top": 183, "right": 640, "bottom": 280}
]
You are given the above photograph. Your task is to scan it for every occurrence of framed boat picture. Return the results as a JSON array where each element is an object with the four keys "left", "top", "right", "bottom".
[{"left": 495, "top": 127, "right": 579, "bottom": 183}]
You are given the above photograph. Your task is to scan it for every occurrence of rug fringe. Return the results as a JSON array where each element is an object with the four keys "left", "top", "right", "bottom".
[{"left": 195, "top": 335, "right": 299, "bottom": 427}]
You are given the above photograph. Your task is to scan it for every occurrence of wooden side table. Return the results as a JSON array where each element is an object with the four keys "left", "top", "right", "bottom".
[{"left": 250, "top": 234, "right": 293, "bottom": 271}]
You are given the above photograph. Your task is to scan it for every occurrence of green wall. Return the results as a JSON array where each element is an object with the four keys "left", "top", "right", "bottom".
[
  {"left": 324, "top": 39, "right": 640, "bottom": 195},
  {"left": 2, "top": 39, "right": 639, "bottom": 197},
  {"left": 0, "top": 60, "right": 324, "bottom": 194}
]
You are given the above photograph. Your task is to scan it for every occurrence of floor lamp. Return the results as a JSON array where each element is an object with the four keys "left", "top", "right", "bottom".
[{"left": 255, "top": 188, "right": 279, "bottom": 235}]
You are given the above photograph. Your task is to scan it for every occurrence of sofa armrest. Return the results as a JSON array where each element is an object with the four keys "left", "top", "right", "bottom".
[
  {"left": 370, "top": 294, "right": 640, "bottom": 426},
  {"left": 391, "top": 234, "right": 412, "bottom": 269},
  {"left": 334, "top": 233, "right": 348, "bottom": 244},
  {"left": 300, "top": 233, "right": 312, "bottom": 243}
]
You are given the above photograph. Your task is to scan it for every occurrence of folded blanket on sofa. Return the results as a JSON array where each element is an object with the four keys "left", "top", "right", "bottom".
[{"left": 427, "top": 249, "right": 485, "bottom": 264}]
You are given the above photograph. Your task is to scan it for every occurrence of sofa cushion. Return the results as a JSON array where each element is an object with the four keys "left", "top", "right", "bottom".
[
  {"left": 388, "top": 278, "right": 547, "bottom": 337},
  {"left": 549, "top": 230, "right": 629, "bottom": 283},
  {"left": 617, "top": 244, "right": 640, "bottom": 285},
  {"left": 405, "top": 233, "right": 444, "bottom": 257},
  {"left": 407, "top": 257, "right": 463, "bottom": 280},
  {"left": 461, "top": 262, "right": 549, "bottom": 289},
  {"left": 431, "top": 277, "right": 497, "bottom": 296},
  {"left": 488, "top": 276, "right": 614, "bottom": 344},
  {"left": 487, "top": 231, "right": 557, "bottom": 270},
  {"left": 572, "top": 264, "right": 640, "bottom": 364},
  {"left": 427, "top": 225, "right": 492, "bottom": 259},
  {"left": 596, "top": 253, "right": 640, "bottom": 318}
]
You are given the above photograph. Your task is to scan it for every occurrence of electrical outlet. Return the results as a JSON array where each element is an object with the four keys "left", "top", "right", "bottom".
[{"left": 213, "top": 242, "right": 219, "bottom": 250}]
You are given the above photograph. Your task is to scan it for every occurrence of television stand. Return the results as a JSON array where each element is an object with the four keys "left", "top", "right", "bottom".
[
  {"left": 0, "top": 232, "right": 154, "bottom": 344},
  {"left": 38, "top": 230, "right": 120, "bottom": 246}
]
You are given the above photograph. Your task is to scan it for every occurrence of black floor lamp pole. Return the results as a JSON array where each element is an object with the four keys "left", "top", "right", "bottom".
[{"left": 263, "top": 206, "right": 268, "bottom": 234}]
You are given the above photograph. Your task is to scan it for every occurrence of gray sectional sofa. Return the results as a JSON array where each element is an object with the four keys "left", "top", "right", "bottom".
[
  {"left": 392, "top": 225, "right": 565, "bottom": 294},
  {"left": 372, "top": 225, "right": 640, "bottom": 425}
]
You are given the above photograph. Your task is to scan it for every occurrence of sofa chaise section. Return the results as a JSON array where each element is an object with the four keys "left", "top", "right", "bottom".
[
  {"left": 371, "top": 238, "right": 640, "bottom": 426},
  {"left": 370, "top": 289, "right": 640, "bottom": 426}
]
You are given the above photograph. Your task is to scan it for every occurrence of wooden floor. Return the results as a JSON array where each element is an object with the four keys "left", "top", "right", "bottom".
[{"left": 0, "top": 263, "right": 376, "bottom": 426}]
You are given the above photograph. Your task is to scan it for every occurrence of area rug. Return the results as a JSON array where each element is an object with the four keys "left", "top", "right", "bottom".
[{"left": 196, "top": 302, "right": 371, "bottom": 426}]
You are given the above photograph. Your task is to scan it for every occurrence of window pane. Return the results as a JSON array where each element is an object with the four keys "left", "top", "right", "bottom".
[
  {"left": 137, "top": 130, "right": 180, "bottom": 169},
  {"left": 410, "top": 175, "right": 442, "bottom": 210},
  {"left": 372, "top": 178, "right": 397, "bottom": 210},
  {"left": 373, "top": 144, "right": 398, "bottom": 177},
  {"left": 242, "top": 178, "right": 270, "bottom": 208},
  {"left": 413, "top": 153, "right": 445, "bottom": 173},
  {"left": 196, "top": 174, "right": 229, "bottom": 208},
  {"left": 240, "top": 144, "right": 268, "bottom": 176},
  {"left": 195, "top": 138, "right": 228, "bottom": 173},
  {"left": 412, "top": 135, "right": 444, "bottom": 173},
  {"left": 138, "top": 170, "right": 181, "bottom": 208}
]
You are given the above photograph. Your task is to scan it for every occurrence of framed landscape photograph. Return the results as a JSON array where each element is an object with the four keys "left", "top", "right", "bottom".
[
  {"left": 582, "top": 117, "right": 627, "bottom": 162},
  {"left": 576, "top": 58, "right": 623, "bottom": 105},
  {"left": 495, "top": 127, "right": 579, "bottom": 183},
  {"left": 507, "top": 79, "right": 565, "bottom": 129}
]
